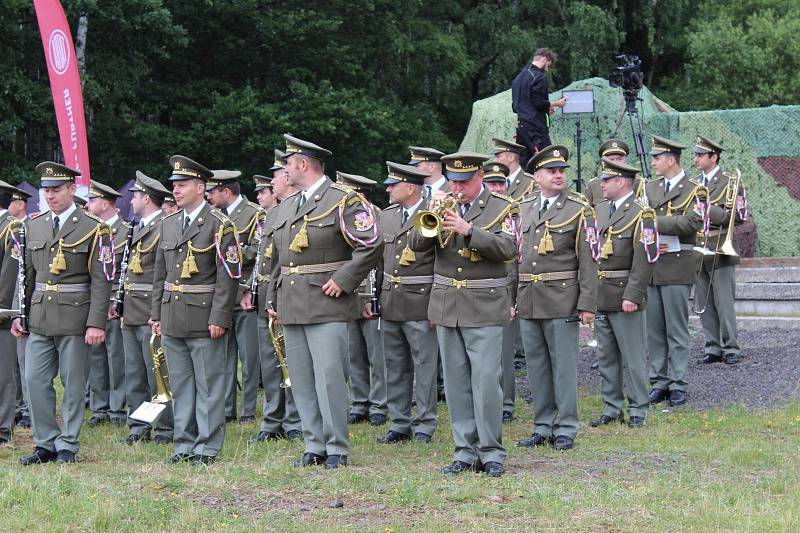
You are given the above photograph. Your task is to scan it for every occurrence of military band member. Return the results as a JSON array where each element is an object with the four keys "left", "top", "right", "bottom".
[
  {"left": 254, "top": 172, "right": 278, "bottom": 211},
  {"left": 150, "top": 156, "right": 240, "bottom": 465},
  {"left": 481, "top": 162, "right": 517, "bottom": 422},
  {"left": 6, "top": 184, "right": 31, "bottom": 430},
  {"left": 375, "top": 162, "right": 438, "bottom": 444},
  {"left": 409, "top": 152, "right": 519, "bottom": 477},
  {"left": 13, "top": 163, "right": 113, "bottom": 464},
  {"left": 161, "top": 194, "right": 178, "bottom": 216},
  {"left": 242, "top": 152, "right": 302, "bottom": 442},
  {"left": 85, "top": 180, "right": 130, "bottom": 427},
  {"left": 583, "top": 139, "right": 644, "bottom": 207},
  {"left": 590, "top": 159, "right": 654, "bottom": 428},
  {"left": 267, "top": 134, "right": 383, "bottom": 469},
  {"left": 121, "top": 172, "right": 173, "bottom": 445},
  {"left": 492, "top": 137, "right": 536, "bottom": 201},
  {"left": 0, "top": 181, "right": 24, "bottom": 444},
  {"left": 336, "top": 171, "right": 388, "bottom": 426},
  {"left": 516, "top": 146, "right": 597, "bottom": 451},
  {"left": 206, "top": 170, "right": 262, "bottom": 424},
  {"left": 693, "top": 136, "right": 743, "bottom": 365},
  {"left": 646, "top": 136, "right": 704, "bottom": 407}
]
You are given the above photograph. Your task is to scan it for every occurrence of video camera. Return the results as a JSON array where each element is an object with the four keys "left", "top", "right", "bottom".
[{"left": 608, "top": 53, "right": 644, "bottom": 106}]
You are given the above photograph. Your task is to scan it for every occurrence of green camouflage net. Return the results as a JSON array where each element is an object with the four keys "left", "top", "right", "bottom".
[{"left": 460, "top": 77, "right": 800, "bottom": 257}]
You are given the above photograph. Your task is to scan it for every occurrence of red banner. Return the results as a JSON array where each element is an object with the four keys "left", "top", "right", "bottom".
[{"left": 33, "top": 0, "right": 91, "bottom": 186}]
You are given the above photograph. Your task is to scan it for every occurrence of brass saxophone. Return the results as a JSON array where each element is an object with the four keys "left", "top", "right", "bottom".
[
  {"left": 267, "top": 302, "right": 291, "bottom": 388},
  {"left": 412, "top": 192, "right": 463, "bottom": 247},
  {"left": 149, "top": 333, "right": 174, "bottom": 403}
]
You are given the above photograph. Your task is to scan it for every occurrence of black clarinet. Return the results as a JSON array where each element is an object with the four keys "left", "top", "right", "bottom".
[
  {"left": 115, "top": 221, "right": 135, "bottom": 317},
  {"left": 250, "top": 220, "right": 265, "bottom": 311},
  {"left": 17, "top": 222, "right": 28, "bottom": 333}
]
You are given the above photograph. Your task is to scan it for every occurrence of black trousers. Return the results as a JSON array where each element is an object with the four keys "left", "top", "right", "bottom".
[{"left": 515, "top": 119, "right": 551, "bottom": 168}]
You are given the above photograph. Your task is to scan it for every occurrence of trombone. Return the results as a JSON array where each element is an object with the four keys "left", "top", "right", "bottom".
[
  {"left": 267, "top": 302, "right": 291, "bottom": 388},
  {"left": 413, "top": 193, "right": 463, "bottom": 247},
  {"left": 149, "top": 333, "right": 173, "bottom": 403}
]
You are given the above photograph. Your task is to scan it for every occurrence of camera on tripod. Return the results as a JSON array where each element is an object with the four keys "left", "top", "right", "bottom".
[{"left": 609, "top": 53, "right": 644, "bottom": 104}]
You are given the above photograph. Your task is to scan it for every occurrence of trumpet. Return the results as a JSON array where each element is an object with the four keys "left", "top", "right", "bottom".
[
  {"left": 267, "top": 302, "right": 291, "bottom": 388},
  {"left": 717, "top": 169, "right": 742, "bottom": 257},
  {"left": 413, "top": 192, "right": 463, "bottom": 247},
  {"left": 149, "top": 333, "right": 173, "bottom": 403}
]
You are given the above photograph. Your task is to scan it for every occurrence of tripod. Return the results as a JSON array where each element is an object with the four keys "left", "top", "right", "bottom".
[{"left": 622, "top": 92, "right": 651, "bottom": 180}]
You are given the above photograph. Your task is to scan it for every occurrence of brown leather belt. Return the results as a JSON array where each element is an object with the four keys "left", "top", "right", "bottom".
[
  {"left": 34, "top": 282, "right": 90, "bottom": 293},
  {"left": 163, "top": 282, "right": 215, "bottom": 294},
  {"left": 518, "top": 270, "right": 578, "bottom": 283},
  {"left": 382, "top": 273, "right": 434, "bottom": 289},
  {"left": 280, "top": 260, "right": 347, "bottom": 275},
  {"left": 597, "top": 269, "right": 629, "bottom": 279},
  {"left": 433, "top": 274, "right": 509, "bottom": 289}
]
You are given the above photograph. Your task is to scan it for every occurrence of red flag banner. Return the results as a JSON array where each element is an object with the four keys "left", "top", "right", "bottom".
[{"left": 33, "top": 0, "right": 91, "bottom": 186}]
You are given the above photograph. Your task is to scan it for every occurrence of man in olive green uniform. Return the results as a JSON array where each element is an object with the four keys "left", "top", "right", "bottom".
[
  {"left": 375, "top": 162, "right": 438, "bottom": 444},
  {"left": 515, "top": 146, "right": 597, "bottom": 452},
  {"left": 481, "top": 162, "right": 518, "bottom": 422},
  {"left": 207, "top": 170, "right": 262, "bottom": 424},
  {"left": 590, "top": 158, "right": 655, "bottom": 428},
  {"left": 492, "top": 137, "right": 536, "bottom": 201},
  {"left": 86, "top": 180, "right": 130, "bottom": 427},
  {"left": 335, "top": 171, "right": 388, "bottom": 426},
  {"left": 646, "top": 136, "right": 704, "bottom": 407},
  {"left": 242, "top": 153, "right": 302, "bottom": 442},
  {"left": 161, "top": 195, "right": 178, "bottom": 216},
  {"left": 121, "top": 172, "right": 173, "bottom": 444},
  {"left": 150, "top": 156, "right": 240, "bottom": 465},
  {"left": 267, "top": 134, "right": 382, "bottom": 469},
  {"left": 583, "top": 139, "right": 644, "bottom": 206},
  {"left": 409, "top": 152, "right": 518, "bottom": 477},
  {"left": 0, "top": 181, "right": 25, "bottom": 444},
  {"left": 693, "top": 136, "right": 743, "bottom": 365},
  {"left": 13, "top": 163, "right": 113, "bottom": 464},
  {"left": 7, "top": 186, "right": 31, "bottom": 430}
]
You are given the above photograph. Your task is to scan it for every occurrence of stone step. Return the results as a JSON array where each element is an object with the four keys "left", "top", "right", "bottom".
[
  {"left": 733, "top": 300, "right": 800, "bottom": 317},
  {"left": 737, "top": 267, "right": 800, "bottom": 283},
  {"left": 691, "top": 315, "right": 800, "bottom": 330},
  {"left": 735, "top": 282, "right": 800, "bottom": 300}
]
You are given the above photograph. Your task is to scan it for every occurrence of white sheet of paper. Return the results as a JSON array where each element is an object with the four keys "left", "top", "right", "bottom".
[
  {"left": 561, "top": 90, "right": 594, "bottom": 114},
  {"left": 693, "top": 246, "right": 716, "bottom": 256},
  {"left": 130, "top": 401, "right": 166, "bottom": 424},
  {"left": 660, "top": 234, "right": 682, "bottom": 253}
]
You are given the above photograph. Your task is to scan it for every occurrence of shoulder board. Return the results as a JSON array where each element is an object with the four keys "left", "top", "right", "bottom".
[
  {"left": 566, "top": 192, "right": 589, "bottom": 205},
  {"left": 120, "top": 220, "right": 132, "bottom": 229},
  {"left": 210, "top": 209, "right": 233, "bottom": 224},
  {"left": 382, "top": 204, "right": 400, "bottom": 211},
  {"left": 161, "top": 210, "right": 181, "bottom": 221},
  {"left": 330, "top": 183, "right": 354, "bottom": 195},
  {"left": 283, "top": 190, "right": 301, "bottom": 200},
  {"left": 84, "top": 212, "right": 105, "bottom": 223},
  {"left": 688, "top": 178, "right": 701, "bottom": 186},
  {"left": 247, "top": 201, "right": 260, "bottom": 211},
  {"left": 523, "top": 171, "right": 535, "bottom": 179},
  {"left": 520, "top": 195, "right": 537, "bottom": 205},
  {"left": 490, "top": 192, "right": 514, "bottom": 203},
  {"left": 30, "top": 211, "right": 49, "bottom": 220}
]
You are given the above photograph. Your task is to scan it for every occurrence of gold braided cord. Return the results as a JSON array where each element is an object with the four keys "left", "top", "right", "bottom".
[
  {"left": 667, "top": 184, "right": 708, "bottom": 215},
  {"left": 544, "top": 208, "right": 583, "bottom": 230},
  {"left": 136, "top": 233, "right": 161, "bottom": 255},
  {"left": 1, "top": 217, "right": 21, "bottom": 248},
  {"left": 237, "top": 211, "right": 259, "bottom": 240},
  {"left": 573, "top": 207, "right": 596, "bottom": 257}
]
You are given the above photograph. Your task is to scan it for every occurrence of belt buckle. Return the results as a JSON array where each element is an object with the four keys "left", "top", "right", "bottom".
[
  {"left": 171, "top": 284, "right": 183, "bottom": 292},
  {"left": 531, "top": 274, "right": 542, "bottom": 283},
  {"left": 597, "top": 270, "right": 607, "bottom": 279},
  {"left": 453, "top": 279, "right": 467, "bottom": 289},
  {"left": 45, "top": 282, "right": 58, "bottom": 292},
  {"left": 388, "top": 274, "right": 400, "bottom": 284},
  {"left": 287, "top": 266, "right": 300, "bottom": 275}
]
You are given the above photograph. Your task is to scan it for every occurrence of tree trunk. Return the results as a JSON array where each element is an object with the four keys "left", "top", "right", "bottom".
[{"left": 75, "top": 14, "right": 88, "bottom": 84}]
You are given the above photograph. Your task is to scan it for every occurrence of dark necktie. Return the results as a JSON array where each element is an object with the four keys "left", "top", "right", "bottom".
[
  {"left": 53, "top": 216, "right": 60, "bottom": 237},
  {"left": 183, "top": 215, "right": 190, "bottom": 233},
  {"left": 610, "top": 202, "right": 617, "bottom": 216},
  {"left": 540, "top": 199, "right": 549, "bottom": 215},
  {"left": 461, "top": 203, "right": 470, "bottom": 217},
  {"left": 424, "top": 186, "right": 432, "bottom": 200},
  {"left": 665, "top": 181, "right": 671, "bottom": 194},
  {"left": 139, "top": 220, "right": 145, "bottom": 230},
  {"left": 297, "top": 192, "right": 307, "bottom": 214},
  {"left": 401, "top": 209, "right": 409, "bottom": 226}
]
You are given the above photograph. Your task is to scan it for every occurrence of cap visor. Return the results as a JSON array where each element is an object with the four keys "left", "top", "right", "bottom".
[
  {"left": 445, "top": 170, "right": 477, "bottom": 181},
  {"left": 692, "top": 147, "right": 711, "bottom": 154}
]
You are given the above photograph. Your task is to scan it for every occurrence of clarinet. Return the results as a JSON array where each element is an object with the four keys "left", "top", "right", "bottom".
[
  {"left": 16, "top": 222, "right": 28, "bottom": 333},
  {"left": 114, "top": 221, "right": 135, "bottom": 318},
  {"left": 368, "top": 268, "right": 380, "bottom": 329},
  {"left": 250, "top": 219, "right": 265, "bottom": 311}
]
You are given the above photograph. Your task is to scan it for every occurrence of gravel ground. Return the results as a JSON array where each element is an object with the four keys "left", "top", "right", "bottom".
[{"left": 516, "top": 327, "right": 800, "bottom": 410}]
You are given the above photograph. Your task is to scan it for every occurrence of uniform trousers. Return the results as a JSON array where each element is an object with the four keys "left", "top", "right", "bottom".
[
  {"left": 647, "top": 284, "right": 691, "bottom": 392},
  {"left": 224, "top": 308, "right": 260, "bottom": 419},
  {"left": 596, "top": 310, "right": 649, "bottom": 419},
  {"left": 347, "top": 318, "right": 387, "bottom": 416},
  {"left": 122, "top": 324, "right": 173, "bottom": 438},
  {"left": 0, "top": 330, "right": 16, "bottom": 440},
  {"left": 88, "top": 317, "right": 126, "bottom": 421},
  {"left": 696, "top": 264, "right": 740, "bottom": 357},
  {"left": 501, "top": 320, "right": 516, "bottom": 415},
  {"left": 256, "top": 316, "right": 301, "bottom": 434}
]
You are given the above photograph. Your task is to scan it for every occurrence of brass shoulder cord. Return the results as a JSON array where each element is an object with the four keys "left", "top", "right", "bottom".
[
  {"left": 538, "top": 207, "right": 583, "bottom": 255},
  {"left": 667, "top": 184, "right": 708, "bottom": 215},
  {"left": 50, "top": 223, "right": 107, "bottom": 274},
  {"left": 181, "top": 221, "right": 235, "bottom": 279},
  {"left": 599, "top": 211, "right": 642, "bottom": 259},
  {"left": 128, "top": 233, "right": 161, "bottom": 274},
  {"left": 289, "top": 196, "right": 346, "bottom": 253},
  {"left": 1, "top": 218, "right": 21, "bottom": 248},
  {"left": 479, "top": 202, "right": 518, "bottom": 231}
]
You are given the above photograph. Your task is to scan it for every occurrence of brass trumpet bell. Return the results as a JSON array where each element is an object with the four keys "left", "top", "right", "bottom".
[
  {"left": 413, "top": 211, "right": 443, "bottom": 238},
  {"left": 149, "top": 333, "right": 174, "bottom": 404}
]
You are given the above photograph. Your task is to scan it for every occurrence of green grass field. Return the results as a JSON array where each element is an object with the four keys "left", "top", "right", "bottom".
[{"left": 2, "top": 395, "right": 799, "bottom": 531}]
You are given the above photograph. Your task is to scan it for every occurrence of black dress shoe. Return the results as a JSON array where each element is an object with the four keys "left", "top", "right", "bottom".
[
  {"left": 590, "top": 358, "right": 600, "bottom": 370},
  {"left": 225, "top": 416, "right": 237, "bottom": 423},
  {"left": 19, "top": 447, "right": 57, "bottom": 465},
  {"left": 649, "top": 388, "right": 669, "bottom": 404},
  {"left": 324, "top": 454, "right": 347, "bottom": 469},
  {"left": 110, "top": 417, "right": 126, "bottom": 427},
  {"left": 293, "top": 452, "right": 326, "bottom": 467},
  {"left": 377, "top": 430, "right": 411, "bottom": 444},
  {"left": 441, "top": 460, "right": 480, "bottom": 475},
  {"left": 517, "top": 433, "right": 552, "bottom": 448},
  {"left": 502, "top": 411, "right": 514, "bottom": 423},
  {"left": 286, "top": 430, "right": 303, "bottom": 441},
  {"left": 627, "top": 416, "right": 645, "bottom": 428},
  {"left": 368, "top": 413, "right": 387, "bottom": 426},
  {"left": 87, "top": 415, "right": 109, "bottom": 427},
  {"left": 126, "top": 432, "right": 151, "bottom": 445},
  {"left": 482, "top": 461, "right": 504, "bottom": 477},
  {"left": 699, "top": 353, "right": 724, "bottom": 364},
  {"left": 553, "top": 435, "right": 574, "bottom": 450},
  {"left": 56, "top": 450, "right": 76, "bottom": 464},
  {"left": 164, "top": 453, "right": 193, "bottom": 464},
  {"left": 249, "top": 431, "right": 285, "bottom": 443},
  {"left": 191, "top": 455, "right": 215, "bottom": 466},
  {"left": 347, "top": 412, "right": 368, "bottom": 424},
  {"left": 668, "top": 390, "right": 686, "bottom": 406},
  {"left": 17, "top": 415, "right": 31, "bottom": 428},
  {"left": 414, "top": 432, "right": 432, "bottom": 443},
  {"left": 238, "top": 415, "right": 256, "bottom": 425},
  {"left": 590, "top": 413, "right": 624, "bottom": 427},
  {"left": 154, "top": 435, "right": 171, "bottom": 445},
  {"left": 724, "top": 353, "right": 740, "bottom": 365}
]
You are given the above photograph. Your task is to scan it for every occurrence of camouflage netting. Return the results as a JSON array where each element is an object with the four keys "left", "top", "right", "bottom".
[{"left": 460, "top": 77, "right": 800, "bottom": 257}]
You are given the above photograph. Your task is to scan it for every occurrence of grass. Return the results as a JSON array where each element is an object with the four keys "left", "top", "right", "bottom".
[{"left": 2, "top": 392, "right": 800, "bottom": 531}]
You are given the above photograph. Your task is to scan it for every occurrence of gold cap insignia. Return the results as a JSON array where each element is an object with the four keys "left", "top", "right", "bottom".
[
  {"left": 493, "top": 165, "right": 500, "bottom": 172},
  {"left": 174, "top": 162, "right": 180, "bottom": 170},
  {"left": 611, "top": 142, "right": 618, "bottom": 148},
  {"left": 45, "top": 168, "right": 54, "bottom": 176},
  {"left": 553, "top": 150, "right": 561, "bottom": 157},
  {"left": 454, "top": 160, "right": 463, "bottom": 168}
]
